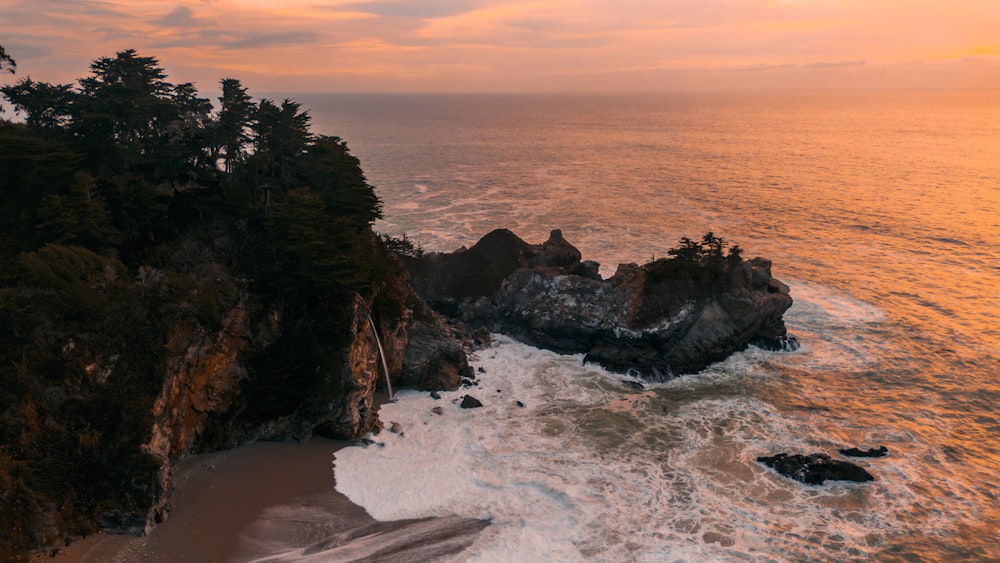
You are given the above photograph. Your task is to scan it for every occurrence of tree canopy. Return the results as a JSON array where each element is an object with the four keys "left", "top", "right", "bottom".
[
  {"left": 0, "top": 44, "right": 14, "bottom": 74},
  {"left": 0, "top": 49, "right": 392, "bottom": 560}
]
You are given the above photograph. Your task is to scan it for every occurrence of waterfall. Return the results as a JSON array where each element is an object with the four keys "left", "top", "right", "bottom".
[{"left": 367, "top": 313, "right": 395, "bottom": 402}]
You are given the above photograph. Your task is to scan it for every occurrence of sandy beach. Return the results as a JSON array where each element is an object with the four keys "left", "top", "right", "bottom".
[
  {"left": 43, "top": 438, "right": 348, "bottom": 562},
  {"left": 42, "top": 436, "right": 488, "bottom": 563}
]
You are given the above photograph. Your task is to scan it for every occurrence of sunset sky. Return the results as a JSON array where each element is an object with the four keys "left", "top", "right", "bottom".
[{"left": 1, "top": 0, "right": 998, "bottom": 93}]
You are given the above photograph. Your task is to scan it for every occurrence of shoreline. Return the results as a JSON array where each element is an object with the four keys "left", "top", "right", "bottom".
[
  {"left": 43, "top": 438, "right": 351, "bottom": 562},
  {"left": 44, "top": 390, "right": 488, "bottom": 563}
]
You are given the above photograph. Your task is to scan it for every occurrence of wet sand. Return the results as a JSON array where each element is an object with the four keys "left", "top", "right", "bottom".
[
  {"left": 43, "top": 438, "right": 487, "bottom": 562},
  {"left": 45, "top": 439, "right": 347, "bottom": 562}
]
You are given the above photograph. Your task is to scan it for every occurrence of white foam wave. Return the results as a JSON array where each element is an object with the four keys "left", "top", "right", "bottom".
[
  {"left": 777, "top": 280, "right": 889, "bottom": 371},
  {"left": 335, "top": 337, "right": 734, "bottom": 561},
  {"left": 786, "top": 279, "right": 885, "bottom": 327},
  {"left": 334, "top": 336, "right": 961, "bottom": 562}
]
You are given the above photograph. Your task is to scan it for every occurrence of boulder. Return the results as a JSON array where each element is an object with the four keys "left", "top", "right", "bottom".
[
  {"left": 399, "top": 316, "right": 470, "bottom": 391},
  {"left": 757, "top": 453, "right": 874, "bottom": 485},
  {"left": 460, "top": 395, "right": 483, "bottom": 409}
]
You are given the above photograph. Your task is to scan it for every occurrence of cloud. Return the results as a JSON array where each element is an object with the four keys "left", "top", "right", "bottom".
[
  {"left": 219, "top": 30, "right": 326, "bottom": 49},
  {"left": 2, "top": 0, "right": 999, "bottom": 92},
  {"left": 729, "top": 60, "right": 868, "bottom": 72},
  {"left": 347, "top": 0, "right": 489, "bottom": 19},
  {"left": 153, "top": 6, "right": 198, "bottom": 29}
]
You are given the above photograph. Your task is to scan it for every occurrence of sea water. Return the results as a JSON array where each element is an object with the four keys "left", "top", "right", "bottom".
[{"left": 302, "top": 91, "right": 998, "bottom": 561}]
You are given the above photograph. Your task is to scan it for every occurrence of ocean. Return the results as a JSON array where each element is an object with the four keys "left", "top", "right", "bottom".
[{"left": 301, "top": 90, "right": 999, "bottom": 561}]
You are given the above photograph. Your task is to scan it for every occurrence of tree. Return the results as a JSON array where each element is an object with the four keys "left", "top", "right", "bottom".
[
  {"left": 263, "top": 188, "right": 373, "bottom": 297},
  {"left": 1, "top": 78, "right": 76, "bottom": 129},
  {"left": 250, "top": 98, "right": 311, "bottom": 182},
  {"left": 667, "top": 237, "right": 702, "bottom": 262},
  {"left": 73, "top": 50, "right": 178, "bottom": 152},
  {"left": 296, "top": 136, "right": 382, "bottom": 226},
  {"left": 215, "top": 78, "right": 255, "bottom": 174},
  {"left": 0, "top": 44, "right": 14, "bottom": 74},
  {"left": 35, "top": 173, "right": 122, "bottom": 250}
]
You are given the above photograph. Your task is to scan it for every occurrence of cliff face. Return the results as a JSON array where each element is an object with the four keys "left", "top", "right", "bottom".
[
  {"left": 409, "top": 229, "right": 795, "bottom": 379},
  {"left": 130, "top": 258, "right": 470, "bottom": 536}
]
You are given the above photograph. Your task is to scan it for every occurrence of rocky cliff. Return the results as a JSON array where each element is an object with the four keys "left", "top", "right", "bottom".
[
  {"left": 131, "top": 252, "right": 470, "bottom": 536},
  {"left": 408, "top": 229, "right": 795, "bottom": 379}
]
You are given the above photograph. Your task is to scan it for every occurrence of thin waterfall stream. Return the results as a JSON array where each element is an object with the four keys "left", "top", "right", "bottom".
[{"left": 367, "top": 313, "right": 394, "bottom": 402}]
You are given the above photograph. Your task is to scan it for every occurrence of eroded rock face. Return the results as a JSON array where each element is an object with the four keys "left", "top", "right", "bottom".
[
  {"left": 399, "top": 316, "right": 471, "bottom": 390},
  {"left": 146, "top": 303, "right": 250, "bottom": 463},
  {"left": 139, "top": 265, "right": 469, "bottom": 533},
  {"left": 409, "top": 229, "right": 795, "bottom": 380},
  {"left": 757, "top": 453, "right": 875, "bottom": 485}
]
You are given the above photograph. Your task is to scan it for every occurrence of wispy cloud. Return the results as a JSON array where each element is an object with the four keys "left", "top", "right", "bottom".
[
  {"left": 152, "top": 6, "right": 200, "bottom": 28},
  {"left": 1, "top": 0, "right": 997, "bottom": 92},
  {"left": 346, "top": 0, "right": 490, "bottom": 18}
]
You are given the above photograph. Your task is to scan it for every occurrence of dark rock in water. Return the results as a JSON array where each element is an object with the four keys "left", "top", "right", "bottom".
[
  {"left": 460, "top": 395, "right": 483, "bottom": 409},
  {"left": 431, "top": 406, "right": 444, "bottom": 415},
  {"left": 359, "top": 438, "right": 385, "bottom": 448},
  {"left": 621, "top": 379, "right": 645, "bottom": 390},
  {"left": 430, "top": 391, "right": 442, "bottom": 400},
  {"left": 515, "top": 400, "right": 525, "bottom": 408},
  {"left": 406, "top": 229, "right": 794, "bottom": 380},
  {"left": 840, "top": 446, "right": 889, "bottom": 458},
  {"left": 461, "top": 378, "right": 476, "bottom": 387},
  {"left": 751, "top": 334, "right": 799, "bottom": 352},
  {"left": 478, "top": 367, "right": 486, "bottom": 374},
  {"left": 757, "top": 453, "right": 874, "bottom": 485},
  {"left": 389, "top": 422, "right": 403, "bottom": 434}
]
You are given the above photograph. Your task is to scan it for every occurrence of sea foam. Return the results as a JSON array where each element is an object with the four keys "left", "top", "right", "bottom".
[
  {"left": 334, "top": 335, "right": 916, "bottom": 562},
  {"left": 334, "top": 337, "right": 723, "bottom": 561}
]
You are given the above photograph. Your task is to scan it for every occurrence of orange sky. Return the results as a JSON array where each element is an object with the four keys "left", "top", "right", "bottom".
[{"left": 1, "top": 0, "right": 998, "bottom": 93}]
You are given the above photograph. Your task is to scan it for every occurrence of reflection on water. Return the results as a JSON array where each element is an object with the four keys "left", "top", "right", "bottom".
[{"left": 313, "top": 90, "right": 1000, "bottom": 561}]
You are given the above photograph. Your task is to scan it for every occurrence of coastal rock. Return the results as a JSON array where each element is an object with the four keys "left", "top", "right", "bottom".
[
  {"left": 757, "top": 453, "right": 874, "bottom": 485},
  {"left": 460, "top": 395, "right": 483, "bottom": 409},
  {"left": 840, "top": 446, "right": 889, "bottom": 458},
  {"left": 399, "top": 315, "right": 470, "bottom": 391},
  {"left": 407, "top": 229, "right": 794, "bottom": 379}
]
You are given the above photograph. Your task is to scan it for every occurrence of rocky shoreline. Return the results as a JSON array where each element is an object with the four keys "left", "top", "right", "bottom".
[{"left": 28, "top": 228, "right": 798, "bottom": 558}]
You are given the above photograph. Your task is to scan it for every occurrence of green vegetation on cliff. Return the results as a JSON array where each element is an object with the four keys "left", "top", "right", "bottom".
[{"left": 0, "top": 49, "right": 399, "bottom": 558}]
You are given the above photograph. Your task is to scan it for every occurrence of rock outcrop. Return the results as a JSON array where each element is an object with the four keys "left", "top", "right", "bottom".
[
  {"left": 840, "top": 446, "right": 889, "bottom": 458},
  {"left": 757, "top": 453, "right": 875, "bottom": 485},
  {"left": 407, "top": 229, "right": 795, "bottom": 380}
]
